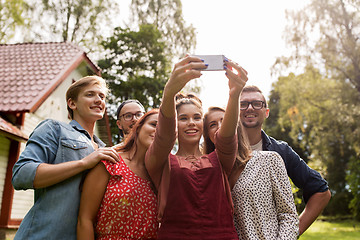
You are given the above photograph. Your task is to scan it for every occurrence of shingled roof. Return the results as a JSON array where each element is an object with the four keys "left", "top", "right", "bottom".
[
  {"left": 0, "top": 116, "right": 28, "bottom": 141},
  {"left": 0, "top": 42, "right": 100, "bottom": 113}
]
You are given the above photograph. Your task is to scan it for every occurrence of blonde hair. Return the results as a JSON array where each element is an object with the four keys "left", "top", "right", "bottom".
[{"left": 66, "top": 76, "right": 108, "bottom": 119}]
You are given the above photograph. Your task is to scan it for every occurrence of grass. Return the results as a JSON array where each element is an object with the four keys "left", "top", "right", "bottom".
[{"left": 300, "top": 219, "right": 360, "bottom": 240}]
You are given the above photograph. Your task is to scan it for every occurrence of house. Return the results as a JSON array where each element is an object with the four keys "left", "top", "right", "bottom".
[{"left": 0, "top": 42, "right": 112, "bottom": 236}]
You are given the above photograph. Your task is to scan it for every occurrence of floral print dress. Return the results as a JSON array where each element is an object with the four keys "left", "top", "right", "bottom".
[{"left": 95, "top": 157, "right": 158, "bottom": 240}]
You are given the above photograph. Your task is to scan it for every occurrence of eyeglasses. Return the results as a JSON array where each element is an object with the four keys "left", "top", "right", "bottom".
[
  {"left": 119, "top": 111, "right": 145, "bottom": 121},
  {"left": 240, "top": 101, "right": 266, "bottom": 110}
]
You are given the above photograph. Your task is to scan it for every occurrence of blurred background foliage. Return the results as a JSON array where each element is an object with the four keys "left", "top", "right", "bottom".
[{"left": 268, "top": 0, "right": 360, "bottom": 220}]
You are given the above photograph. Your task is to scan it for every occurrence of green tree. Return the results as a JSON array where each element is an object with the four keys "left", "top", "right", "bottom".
[
  {"left": 0, "top": 0, "right": 30, "bottom": 43},
  {"left": 20, "top": 0, "right": 119, "bottom": 53},
  {"left": 276, "top": 0, "right": 360, "bottom": 94},
  {"left": 268, "top": 66, "right": 359, "bottom": 216},
  {"left": 130, "top": 0, "right": 196, "bottom": 60},
  {"left": 98, "top": 24, "right": 171, "bottom": 143},
  {"left": 272, "top": 0, "right": 360, "bottom": 219}
]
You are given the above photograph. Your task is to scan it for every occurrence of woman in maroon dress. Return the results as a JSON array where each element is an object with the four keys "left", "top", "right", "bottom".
[{"left": 145, "top": 55, "right": 248, "bottom": 239}]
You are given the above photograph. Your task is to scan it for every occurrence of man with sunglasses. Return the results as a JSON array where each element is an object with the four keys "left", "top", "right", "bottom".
[
  {"left": 116, "top": 99, "right": 145, "bottom": 142},
  {"left": 239, "top": 85, "right": 331, "bottom": 237}
]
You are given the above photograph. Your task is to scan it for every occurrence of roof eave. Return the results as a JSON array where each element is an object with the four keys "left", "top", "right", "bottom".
[{"left": 28, "top": 52, "right": 101, "bottom": 113}]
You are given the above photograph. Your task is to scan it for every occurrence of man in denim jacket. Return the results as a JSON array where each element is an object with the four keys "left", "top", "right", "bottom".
[
  {"left": 239, "top": 85, "right": 331, "bottom": 237},
  {"left": 12, "top": 76, "right": 119, "bottom": 240}
]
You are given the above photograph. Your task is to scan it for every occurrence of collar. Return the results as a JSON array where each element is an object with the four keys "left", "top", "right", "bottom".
[
  {"left": 69, "top": 120, "right": 105, "bottom": 147},
  {"left": 261, "top": 129, "right": 271, "bottom": 149}
]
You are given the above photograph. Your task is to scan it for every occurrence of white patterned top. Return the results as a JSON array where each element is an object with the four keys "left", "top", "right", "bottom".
[{"left": 232, "top": 151, "right": 299, "bottom": 240}]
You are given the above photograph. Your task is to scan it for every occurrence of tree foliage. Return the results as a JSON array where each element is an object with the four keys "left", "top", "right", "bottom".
[
  {"left": 16, "top": 0, "right": 119, "bottom": 54},
  {"left": 267, "top": 66, "right": 359, "bottom": 216},
  {"left": 130, "top": 0, "right": 196, "bottom": 60},
  {"left": 98, "top": 24, "right": 171, "bottom": 143},
  {"left": 0, "top": 0, "right": 30, "bottom": 43},
  {"left": 274, "top": 0, "right": 360, "bottom": 94},
  {"left": 271, "top": 0, "right": 360, "bottom": 219}
]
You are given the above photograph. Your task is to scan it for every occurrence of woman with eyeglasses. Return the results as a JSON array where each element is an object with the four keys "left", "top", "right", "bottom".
[
  {"left": 145, "top": 55, "right": 247, "bottom": 239},
  {"left": 77, "top": 109, "right": 159, "bottom": 240},
  {"left": 116, "top": 99, "right": 145, "bottom": 142},
  {"left": 203, "top": 106, "right": 299, "bottom": 239}
]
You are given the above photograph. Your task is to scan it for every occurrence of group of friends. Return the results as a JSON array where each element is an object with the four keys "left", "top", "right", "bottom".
[{"left": 12, "top": 56, "right": 331, "bottom": 240}]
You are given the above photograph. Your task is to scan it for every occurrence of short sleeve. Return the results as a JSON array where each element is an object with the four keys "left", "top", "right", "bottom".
[{"left": 101, "top": 156, "right": 124, "bottom": 177}]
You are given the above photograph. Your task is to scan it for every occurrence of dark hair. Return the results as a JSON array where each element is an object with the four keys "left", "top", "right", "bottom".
[
  {"left": 113, "top": 109, "right": 159, "bottom": 154},
  {"left": 241, "top": 85, "right": 267, "bottom": 107},
  {"left": 66, "top": 76, "right": 108, "bottom": 119},
  {"left": 116, "top": 99, "right": 145, "bottom": 138},
  {"left": 116, "top": 99, "right": 145, "bottom": 120},
  {"left": 175, "top": 93, "right": 202, "bottom": 113},
  {"left": 203, "top": 107, "right": 251, "bottom": 167}
]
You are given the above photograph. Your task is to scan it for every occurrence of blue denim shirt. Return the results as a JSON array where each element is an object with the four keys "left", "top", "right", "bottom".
[
  {"left": 12, "top": 119, "right": 105, "bottom": 240},
  {"left": 261, "top": 130, "right": 329, "bottom": 203}
]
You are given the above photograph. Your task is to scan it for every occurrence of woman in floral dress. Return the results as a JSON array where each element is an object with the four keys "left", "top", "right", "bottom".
[{"left": 77, "top": 109, "right": 159, "bottom": 240}]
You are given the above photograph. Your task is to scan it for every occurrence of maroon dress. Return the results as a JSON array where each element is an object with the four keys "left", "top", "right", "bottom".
[
  {"left": 157, "top": 153, "right": 238, "bottom": 240},
  {"left": 145, "top": 111, "right": 238, "bottom": 240}
]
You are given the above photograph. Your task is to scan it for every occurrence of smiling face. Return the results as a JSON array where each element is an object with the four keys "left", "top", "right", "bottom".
[
  {"left": 240, "top": 91, "right": 269, "bottom": 130},
  {"left": 68, "top": 83, "right": 106, "bottom": 123},
  {"left": 137, "top": 113, "right": 158, "bottom": 149},
  {"left": 205, "top": 110, "right": 225, "bottom": 144},
  {"left": 117, "top": 102, "right": 145, "bottom": 136},
  {"left": 177, "top": 104, "right": 203, "bottom": 145}
]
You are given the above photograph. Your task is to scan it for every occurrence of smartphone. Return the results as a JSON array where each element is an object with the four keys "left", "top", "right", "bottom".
[{"left": 194, "top": 55, "right": 226, "bottom": 71}]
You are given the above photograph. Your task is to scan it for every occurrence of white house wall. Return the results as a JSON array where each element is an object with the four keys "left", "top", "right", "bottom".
[{"left": 0, "top": 136, "right": 11, "bottom": 212}]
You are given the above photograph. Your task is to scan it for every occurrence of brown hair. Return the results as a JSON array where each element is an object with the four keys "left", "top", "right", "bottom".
[
  {"left": 66, "top": 76, "right": 108, "bottom": 119},
  {"left": 113, "top": 109, "right": 159, "bottom": 154},
  {"left": 175, "top": 93, "right": 203, "bottom": 113},
  {"left": 241, "top": 85, "right": 267, "bottom": 107},
  {"left": 235, "top": 123, "right": 252, "bottom": 167},
  {"left": 203, "top": 107, "right": 251, "bottom": 166},
  {"left": 203, "top": 106, "right": 225, "bottom": 154}
]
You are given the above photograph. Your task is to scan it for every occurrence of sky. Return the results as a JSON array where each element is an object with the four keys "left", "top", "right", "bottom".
[
  {"left": 180, "top": 0, "right": 309, "bottom": 110},
  {"left": 120, "top": 0, "right": 309, "bottom": 110}
]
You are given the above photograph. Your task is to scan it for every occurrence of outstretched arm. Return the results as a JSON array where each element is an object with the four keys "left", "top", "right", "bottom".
[
  {"left": 145, "top": 55, "right": 207, "bottom": 187},
  {"left": 161, "top": 55, "right": 207, "bottom": 118},
  {"left": 217, "top": 60, "right": 248, "bottom": 173},
  {"left": 77, "top": 163, "right": 110, "bottom": 240},
  {"left": 218, "top": 60, "right": 248, "bottom": 138}
]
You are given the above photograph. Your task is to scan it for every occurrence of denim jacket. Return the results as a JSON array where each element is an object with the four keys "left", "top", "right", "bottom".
[
  {"left": 261, "top": 130, "right": 329, "bottom": 203},
  {"left": 12, "top": 119, "right": 105, "bottom": 240}
]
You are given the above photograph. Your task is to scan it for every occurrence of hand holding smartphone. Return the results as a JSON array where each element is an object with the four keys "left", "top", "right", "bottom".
[{"left": 193, "top": 55, "right": 226, "bottom": 71}]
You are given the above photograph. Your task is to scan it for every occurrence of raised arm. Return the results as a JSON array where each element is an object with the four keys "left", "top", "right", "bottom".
[
  {"left": 216, "top": 60, "right": 248, "bottom": 173},
  {"left": 145, "top": 56, "right": 207, "bottom": 187},
  {"left": 218, "top": 60, "right": 248, "bottom": 138},
  {"left": 77, "top": 163, "right": 110, "bottom": 240}
]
